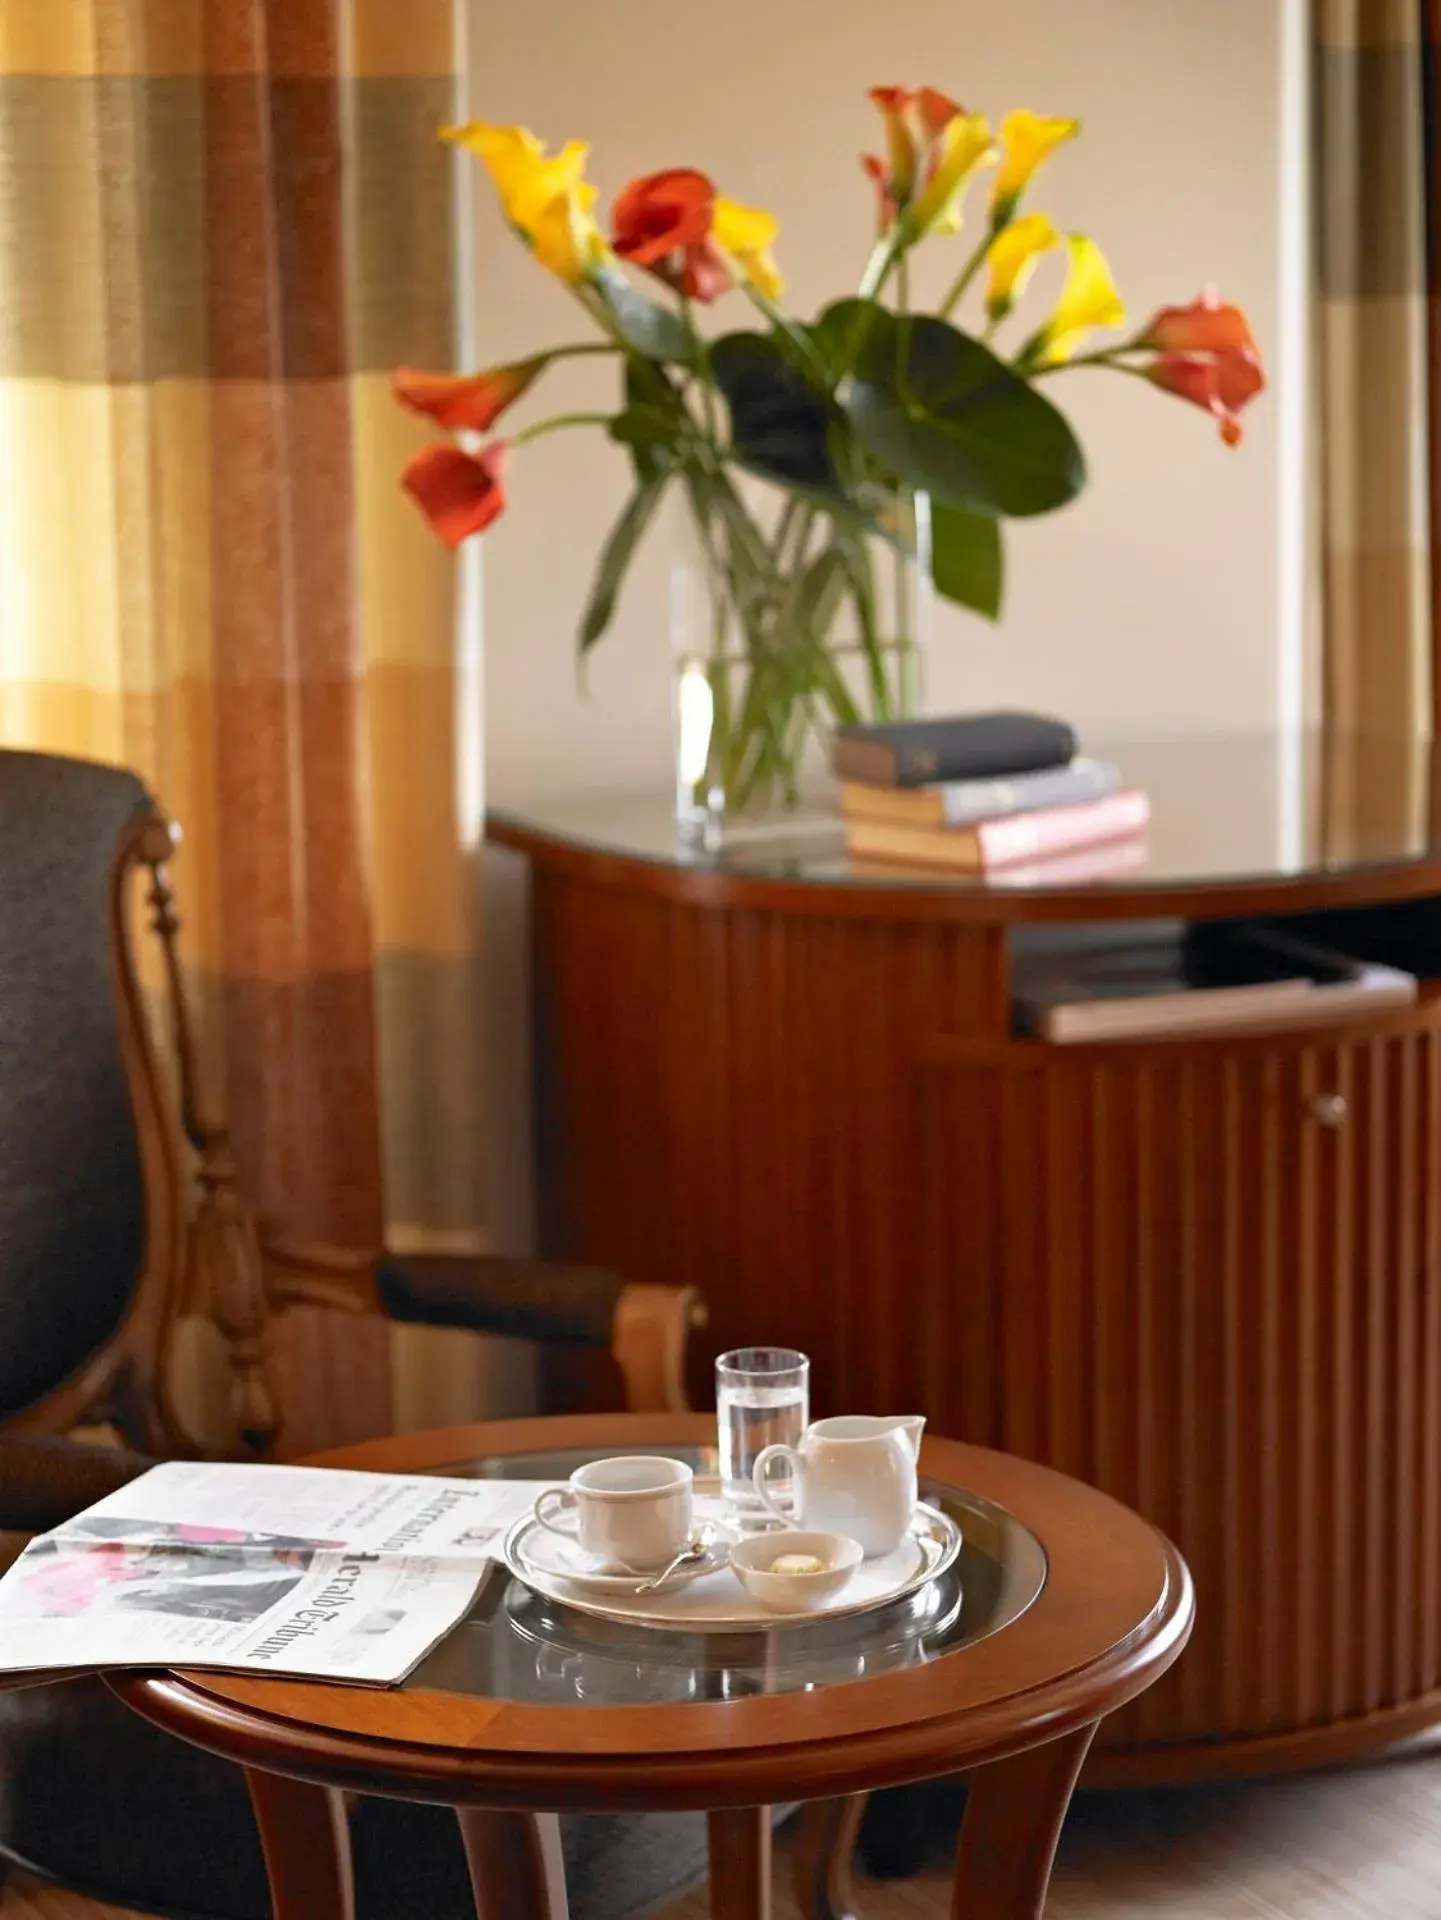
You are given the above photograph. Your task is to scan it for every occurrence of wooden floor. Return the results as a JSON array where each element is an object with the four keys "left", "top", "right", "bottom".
[{"left": 9, "top": 1753, "right": 1441, "bottom": 1917}]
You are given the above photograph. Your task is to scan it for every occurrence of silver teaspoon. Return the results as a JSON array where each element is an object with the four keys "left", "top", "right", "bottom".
[{"left": 633, "top": 1530, "right": 712, "bottom": 1594}]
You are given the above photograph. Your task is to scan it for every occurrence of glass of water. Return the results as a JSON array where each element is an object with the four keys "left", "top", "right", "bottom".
[{"left": 716, "top": 1347, "right": 810, "bottom": 1507}]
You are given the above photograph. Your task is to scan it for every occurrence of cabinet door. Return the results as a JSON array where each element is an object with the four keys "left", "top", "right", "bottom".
[{"left": 917, "top": 1002, "right": 1441, "bottom": 1753}]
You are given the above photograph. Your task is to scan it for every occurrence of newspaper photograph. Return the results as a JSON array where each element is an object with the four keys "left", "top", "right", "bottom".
[{"left": 0, "top": 1461, "right": 546, "bottom": 1686}]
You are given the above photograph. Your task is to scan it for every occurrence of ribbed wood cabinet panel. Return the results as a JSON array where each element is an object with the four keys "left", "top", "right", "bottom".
[
  {"left": 918, "top": 1009, "right": 1441, "bottom": 1762},
  {"left": 531, "top": 871, "right": 1006, "bottom": 1414}
]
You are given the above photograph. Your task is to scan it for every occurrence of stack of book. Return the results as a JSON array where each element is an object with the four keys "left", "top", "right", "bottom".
[{"left": 833, "top": 711, "right": 1149, "bottom": 876}]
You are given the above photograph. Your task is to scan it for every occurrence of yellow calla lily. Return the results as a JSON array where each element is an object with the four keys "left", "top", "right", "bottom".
[
  {"left": 991, "top": 110, "right": 1080, "bottom": 226},
  {"left": 442, "top": 121, "right": 541, "bottom": 199},
  {"left": 713, "top": 196, "right": 785, "bottom": 300},
  {"left": 985, "top": 213, "right": 1060, "bottom": 323},
  {"left": 1031, "top": 234, "right": 1125, "bottom": 364},
  {"left": 909, "top": 111, "right": 997, "bottom": 237},
  {"left": 442, "top": 121, "right": 608, "bottom": 284},
  {"left": 523, "top": 178, "right": 609, "bottom": 283}
]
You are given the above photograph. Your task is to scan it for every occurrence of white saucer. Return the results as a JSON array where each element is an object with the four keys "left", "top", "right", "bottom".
[
  {"left": 501, "top": 1502, "right": 962, "bottom": 1632},
  {"left": 510, "top": 1516, "right": 734, "bottom": 1595}
]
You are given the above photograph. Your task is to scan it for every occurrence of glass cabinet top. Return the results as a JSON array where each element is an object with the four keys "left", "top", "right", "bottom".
[{"left": 488, "top": 730, "right": 1441, "bottom": 909}]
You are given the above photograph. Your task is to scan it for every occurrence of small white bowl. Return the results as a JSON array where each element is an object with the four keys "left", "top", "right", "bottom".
[{"left": 728, "top": 1531, "right": 863, "bottom": 1615}]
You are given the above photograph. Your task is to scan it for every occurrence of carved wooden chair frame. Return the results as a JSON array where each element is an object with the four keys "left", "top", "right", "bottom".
[{"left": 0, "top": 799, "right": 703, "bottom": 1456}]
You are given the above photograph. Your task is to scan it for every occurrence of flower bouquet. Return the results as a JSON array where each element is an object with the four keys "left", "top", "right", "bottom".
[{"left": 397, "top": 87, "right": 1263, "bottom": 816}]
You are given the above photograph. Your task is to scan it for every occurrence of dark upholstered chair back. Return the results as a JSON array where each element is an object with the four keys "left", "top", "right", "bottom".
[{"left": 0, "top": 750, "right": 155, "bottom": 1419}]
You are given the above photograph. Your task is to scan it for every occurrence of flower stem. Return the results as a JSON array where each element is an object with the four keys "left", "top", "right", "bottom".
[
  {"left": 1026, "top": 348, "right": 1141, "bottom": 378},
  {"left": 680, "top": 296, "right": 722, "bottom": 452},
  {"left": 510, "top": 411, "right": 613, "bottom": 446},
  {"left": 742, "top": 286, "right": 832, "bottom": 384},
  {"left": 938, "top": 234, "right": 992, "bottom": 319},
  {"left": 542, "top": 342, "right": 620, "bottom": 362},
  {"left": 858, "top": 233, "right": 900, "bottom": 300}
]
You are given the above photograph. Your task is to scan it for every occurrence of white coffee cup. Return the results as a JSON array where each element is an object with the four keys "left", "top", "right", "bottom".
[{"left": 532, "top": 1456, "right": 693, "bottom": 1569}]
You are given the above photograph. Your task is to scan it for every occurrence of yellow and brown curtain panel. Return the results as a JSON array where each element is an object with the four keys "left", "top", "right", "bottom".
[
  {"left": 1314, "top": 1, "right": 1437, "bottom": 759},
  {"left": 0, "top": 0, "right": 483, "bottom": 1452}
]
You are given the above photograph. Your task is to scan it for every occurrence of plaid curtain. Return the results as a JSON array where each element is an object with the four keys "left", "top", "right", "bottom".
[
  {"left": 1314, "top": 0, "right": 1434, "bottom": 852},
  {"left": 0, "top": 1, "right": 484, "bottom": 1452}
]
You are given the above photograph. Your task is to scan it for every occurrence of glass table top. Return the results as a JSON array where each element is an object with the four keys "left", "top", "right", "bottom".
[
  {"left": 405, "top": 1445, "right": 1046, "bottom": 1710},
  {"left": 488, "top": 730, "right": 1441, "bottom": 901}
]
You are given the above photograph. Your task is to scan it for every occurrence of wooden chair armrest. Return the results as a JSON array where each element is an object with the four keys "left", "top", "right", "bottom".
[
  {"left": 0, "top": 1437, "right": 156, "bottom": 1534},
  {"left": 262, "top": 1238, "right": 709, "bottom": 1414},
  {"left": 375, "top": 1253, "right": 708, "bottom": 1414}
]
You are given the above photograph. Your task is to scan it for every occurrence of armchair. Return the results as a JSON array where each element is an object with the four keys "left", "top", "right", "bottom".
[
  {"left": 0, "top": 747, "right": 714, "bottom": 1918},
  {"left": 0, "top": 746, "right": 704, "bottom": 1458}
]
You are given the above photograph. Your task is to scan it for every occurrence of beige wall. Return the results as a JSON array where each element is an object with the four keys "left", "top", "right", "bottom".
[{"left": 469, "top": 0, "right": 1291, "bottom": 805}]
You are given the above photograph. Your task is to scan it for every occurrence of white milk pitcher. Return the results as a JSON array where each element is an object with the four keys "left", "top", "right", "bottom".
[{"left": 753, "top": 1414, "right": 925, "bottom": 1558}]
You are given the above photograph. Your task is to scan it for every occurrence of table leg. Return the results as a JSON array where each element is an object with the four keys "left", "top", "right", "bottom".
[
  {"left": 457, "top": 1808, "right": 569, "bottom": 1920},
  {"left": 708, "top": 1806, "right": 773, "bottom": 1918},
  {"left": 792, "top": 1796, "right": 866, "bottom": 1920},
  {"left": 948, "top": 1723, "right": 1096, "bottom": 1920},
  {"left": 245, "top": 1770, "right": 355, "bottom": 1920}
]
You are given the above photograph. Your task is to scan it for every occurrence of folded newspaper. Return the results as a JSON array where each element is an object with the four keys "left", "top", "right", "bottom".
[{"left": 0, "top": 1461, "right": 548, "bottom": 1687}]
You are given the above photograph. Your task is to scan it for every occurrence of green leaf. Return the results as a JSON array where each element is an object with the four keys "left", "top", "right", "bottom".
[
  {"left": 594, "top": 270, "right": 693, "bottom": 362},
  {"left": 616, "top": 361, "right": 683, "bottom": 483},
  {"left": 806, "top": 298, "right": 887, "bottom": 385},
  {"left": 579, "top": 479, "right": 666, "bottom": 652},
  {"left": 930, "top": 500, "right": 1004, "bottom": 619},
  {"left": 710, "top": 333, "right": 842, "bottom": 492},
  {"left": 608, "top": 404, "right": 679, "bottom": 453},
  {"left": 843, "top": 311, "right": 1086, "bottom": 519}
]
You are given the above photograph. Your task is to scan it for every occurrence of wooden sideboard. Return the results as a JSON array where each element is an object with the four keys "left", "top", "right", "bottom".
[{"left": 488, "top": 731, "right": 1441, "bottom": 1783}]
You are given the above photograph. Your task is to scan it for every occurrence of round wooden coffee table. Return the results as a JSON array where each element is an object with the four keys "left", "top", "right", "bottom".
[{"left": 112, "top": 1415, "right": 1192, "bottom": 1918}]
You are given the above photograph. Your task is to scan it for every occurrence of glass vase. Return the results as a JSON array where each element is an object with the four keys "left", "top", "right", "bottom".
[{"left": 670, "top": 485, "right": 933, "bottom": 836}]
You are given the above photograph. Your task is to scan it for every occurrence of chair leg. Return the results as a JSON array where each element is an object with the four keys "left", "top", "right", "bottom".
[
  {"left": 792, "top": 1796, "right": 866, "bottom": 1920},
  {"left": 458, "top": 1808, "right": 569, "bottom": 1920},
  {"left": 708, "top": 1806, "right": 773, "bottom": 1919},
  {"left": 948, "top": 1724, "right": 1097, "bottom": 1920},
  {"left": 246, "top": 1770, "right": 355, "bottom": 1920}
]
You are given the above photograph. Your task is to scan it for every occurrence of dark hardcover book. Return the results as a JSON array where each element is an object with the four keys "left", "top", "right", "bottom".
[{"left": 832, "top": 712, "right": 1079, "bottom": 789}]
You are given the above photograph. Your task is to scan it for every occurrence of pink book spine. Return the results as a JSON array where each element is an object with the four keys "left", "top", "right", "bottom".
[{"left": 975, "top": 790, "right": 1151, "bottom": 871}]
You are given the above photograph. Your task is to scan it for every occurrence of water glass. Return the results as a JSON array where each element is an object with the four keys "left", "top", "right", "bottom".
[{"left": 716, "top": 1347, "right": 810, "bottom": 1505}]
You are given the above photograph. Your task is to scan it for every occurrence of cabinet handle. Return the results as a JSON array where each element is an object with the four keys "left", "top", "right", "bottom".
[{"left": 1308, "top": 1092, "right": 1349, "bottom": 1129}]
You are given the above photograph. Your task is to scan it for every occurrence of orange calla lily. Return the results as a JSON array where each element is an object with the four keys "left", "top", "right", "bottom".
[
  {"left": 916, "top": 87, "right": 962, "bottom": 143},
  {"left": 868, "top": 86, "right": 918, "bottom": 203},
  {"left": 611, "top": 169, "right": 730, "bottom": 302},
  {"left": 861, "top": 152, "right": 896, "bottom": 235},
  {"left": 1145, "top": 351, "right": 1264, "bottom": 445},
  {"left": 402, "top": 442, "right": 510, "bottom": 547},
  {"left": 1139, "top": 288, "right": 1259, "bottom": 358},
  {"left": 393, "top": 361, "right": 539, "bottom": 433},
  {"left": 1134, "top": 287, "right": 1264, "bottom": 442}
]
